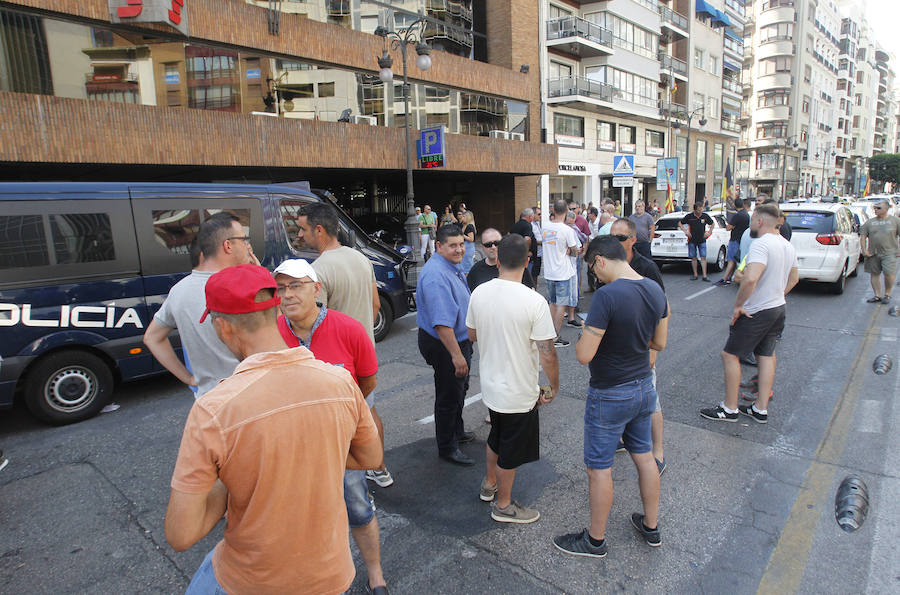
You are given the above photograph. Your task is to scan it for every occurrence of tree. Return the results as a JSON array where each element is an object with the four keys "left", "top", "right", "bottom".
[{"left": 869, "top": 153, "right": 900, "bottom": 186}]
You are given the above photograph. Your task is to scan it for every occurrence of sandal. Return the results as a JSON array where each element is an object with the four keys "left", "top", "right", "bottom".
[{"left": 866, "top": 296, "right": 882, "bottom": 303}]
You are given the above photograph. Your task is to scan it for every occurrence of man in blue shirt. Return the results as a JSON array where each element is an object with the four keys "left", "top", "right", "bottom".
[{"left": 417, "top": 224, "right": 476, "bottom": 466}]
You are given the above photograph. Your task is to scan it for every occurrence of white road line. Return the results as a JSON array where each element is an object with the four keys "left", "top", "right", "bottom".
[
  {"left": 410, "top": 326, "right": 419, "bottom": 332},
  {"left": 399, "top": 312, "right": 416, "bottom": 320},
  {"left": 880, "top": 327, "right": 898, "bottom": 342},
  {"left": 416, "top": 393, "right": 483, "bottom": 425},
  {"left": 684, "top": 286, "right": 717, "bottom": 301},
  {"left": 856, "top": 399, "right": 884, "bottom": 433}
]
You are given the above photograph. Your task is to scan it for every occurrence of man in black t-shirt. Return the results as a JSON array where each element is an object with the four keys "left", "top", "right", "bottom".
[
  {"left": 510, "top": 208, "right": 537, "bottom": 274},
  {"left": 680, "top": 202, "right": 714, "bottom": 281},
  {"left": 468, "top": 228, "right": 534, "bottom": 292},
  {"left": 717, "top": 198, "right": 751, "bottom": 285}
]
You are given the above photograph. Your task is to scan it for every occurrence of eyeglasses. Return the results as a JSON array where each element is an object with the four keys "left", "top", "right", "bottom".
[
  {"left": 276, "top": 280, "right": 316, "bottom": 294},
  {"left": 483, "top": 241, "right": 500, "bottom": 248},
  {"left": 227, "top": 236, "right": 252, "bottom": 244},
  {"left": 612, "top": 234, "right": 632, "bottom": 242},
  {"left": 874, "top": 206, "right": 884, "bottom": 210}
]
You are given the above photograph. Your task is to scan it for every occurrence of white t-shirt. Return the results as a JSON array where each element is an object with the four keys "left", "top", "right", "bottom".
[
  {"left": 541, "top": 221, "right": 577, "bottom": 281},
  {"left": 743, "top": 232, "right": 798, "bottom": 315},
  {"left": 466, "top": 279, "right": 557, "bottom": 413}
]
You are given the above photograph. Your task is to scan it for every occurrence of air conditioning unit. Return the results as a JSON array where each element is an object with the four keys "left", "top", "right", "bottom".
[
  {"left": 489, "top": 130, "right": 510, "bottom": 139},
  {"left": 350, "top": 115, "right": 377, "bottom": 125},
  {"left": 509, "top": 132, "right": 525, "bottom": 141}
]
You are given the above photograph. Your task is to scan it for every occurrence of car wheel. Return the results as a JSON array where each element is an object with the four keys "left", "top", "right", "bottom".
[
  {"left": 830, "top": 262, "right": 848, "bottom": 295},
  {"left": 714, "top": 246, "right": 727, "bottom": 272},
  {"left": 24, "top": 350, "right": 114, "bottom": 426},
  {"left": 373, "top": 294, "right": 393, "bottom": 343}
]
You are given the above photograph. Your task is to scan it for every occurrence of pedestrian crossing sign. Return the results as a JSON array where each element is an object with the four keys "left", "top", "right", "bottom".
[{"left": 613, "top": 155, "right": 635, "bottom": 176}]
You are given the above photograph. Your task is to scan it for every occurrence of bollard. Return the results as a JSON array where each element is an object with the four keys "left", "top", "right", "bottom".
[
  {"left": 873, "top": 354, "right": 893, "bottom": 375},
  {"left": 889, "top": 305, "right": 900, "bottom": 317},
  {"left": 834, "top": 475, "right": 869, "bottom": 532}
]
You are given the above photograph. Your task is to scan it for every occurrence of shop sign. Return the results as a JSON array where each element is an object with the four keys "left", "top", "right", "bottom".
[
  {"left": 619, "top": 142, "right": 636, "bottom": 153},
  {"left": 555, "top": 134, "right": 585, "bottom": 148},
  {"left": 646, "top": 147, "right": 664, "bottom": 157},
  {"left": 597, "top": 140, "right": 616, "bottom": 151},
  {"left": 92, "top": 74, "right": 121, "bottom": 82},
  {"left": 109, "top": 0, "right": 189, "bottom": 36}
]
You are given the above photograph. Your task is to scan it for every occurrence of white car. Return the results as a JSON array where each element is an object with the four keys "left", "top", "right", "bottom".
[
  {"left": 651, "top": 211, "right": 730, "bottom": 272},
  {"left": 780, "top": 203, "right": 860, "bottom": 294}
]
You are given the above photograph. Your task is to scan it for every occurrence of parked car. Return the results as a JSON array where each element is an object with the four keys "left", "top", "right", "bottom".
[
  {"left": 0, "top": 182, "right": 412, "bottom": 425},
  {"left": 651, "top": 210, "right": 730, "bottom": 272},
  {"left": 780, "top": 203, "right": 860, "bottom": 295}
]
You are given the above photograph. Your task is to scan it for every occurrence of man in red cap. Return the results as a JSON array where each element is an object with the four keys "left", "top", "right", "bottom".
[{"left": 165, "top": 264, "right": 382, "bottom": 595}]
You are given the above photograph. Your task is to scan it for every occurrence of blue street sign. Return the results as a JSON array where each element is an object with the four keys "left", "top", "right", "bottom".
[
  {"left": 416, "top": 126, "right": 446, "bottom": 168},
  {"left": 613, "top": 154, "right": 635, "bottom": 176},
  {"left": 246, "top": 68, "right": 261, "bottom": 80}
]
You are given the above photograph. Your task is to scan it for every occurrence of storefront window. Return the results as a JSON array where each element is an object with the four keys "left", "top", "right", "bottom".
[
  {"left": 554, "top": 113, "right": 585, "bottom": 148},
  {"left": 696, "top": 140, "right": 707, "bottom": 171}
]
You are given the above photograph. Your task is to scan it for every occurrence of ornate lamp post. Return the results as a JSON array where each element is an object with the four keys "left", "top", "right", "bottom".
[
  {"left": 672, "top": 108, "right": 707, "bottom": 207},
  {"left": 374, "top": 20, "right": 432, "bottom": 259}
]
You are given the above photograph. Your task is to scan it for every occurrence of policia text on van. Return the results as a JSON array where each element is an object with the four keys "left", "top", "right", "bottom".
[{"left": 0, "top": 182, "right": 411, "bottom": 425}]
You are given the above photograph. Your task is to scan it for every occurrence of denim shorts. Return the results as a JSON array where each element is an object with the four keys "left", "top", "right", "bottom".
[
  {"left": 584, "top": 374, "right": 656, "bottom": 469},
  {"left": 687, "top": 242, "right": 707, "bottom": 259},
  {"left": 547, "top": 275, "right": 578, "bottom": 307},
  {"left": 186, "top": 549, "right": 227, "bottom": 594},
  {"left": 726, "top": 240, "right": 741, "bottom": 263},
  {"left": 344, "top": 470, "right": 376, "bottom": 528}
]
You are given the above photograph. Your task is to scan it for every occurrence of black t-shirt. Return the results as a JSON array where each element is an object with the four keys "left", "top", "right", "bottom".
[
  {"left": 463, "top": 224, "right": 475, "bottom": 241},
  {"left": 729, "top": 209, "right": 750, "bottom": 242},
  {"left": 466, "top": 259, "right": 534, "bottom": 292},
  {"left": 585, "top": 278, "right": 668, "bottom": 389},
  {"left": 510, "top": 218, "right": 537, "bottom": 256},
  {"left": 629, "top": 251, "right": 665, "bottom": 292},
  {"left": 680, "top": 212, "right": 714, "bottom": 245},
  {"left": 779, "top": 220, "right": 792, "bottom": 241}
]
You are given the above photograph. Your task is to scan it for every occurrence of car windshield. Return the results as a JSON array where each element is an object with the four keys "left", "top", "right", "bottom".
[
  {"left": 784, "top": 211, "right": 834, "bottom": 233},
  {"left": 655, "top": 218, "right": 682, "bottom": 231}
]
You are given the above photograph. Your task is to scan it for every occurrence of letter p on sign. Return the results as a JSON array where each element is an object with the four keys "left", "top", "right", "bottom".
[{"left": 424, "top": 131, "right": 438, "bottom": 153}]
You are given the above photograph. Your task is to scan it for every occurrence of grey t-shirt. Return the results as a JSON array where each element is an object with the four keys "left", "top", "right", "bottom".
[
  {"left": 859, "top": 215, "right": 900, "bottom": 255},
  {"left": 312, "top": 246, "right": 377, "bottom": 345},
  {"left": 154, "top": 270, "right": 240, "bottom": 397},
  {"left": 629, "top": 212, "right": 656, "bottom": 243},
  {"left": 742, "top": 233, "right": 798, "bottom": 315}
]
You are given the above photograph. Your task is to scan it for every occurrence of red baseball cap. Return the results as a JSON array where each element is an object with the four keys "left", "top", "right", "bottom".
[{"left": 199, "top": 264, "right": 281, "bottom": 323}]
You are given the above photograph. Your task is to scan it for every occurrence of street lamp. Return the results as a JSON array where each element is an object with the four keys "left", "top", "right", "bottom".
[
  {"left": 672, "top": 108, "right": 707, "bottom": 208},
  {"left": 777, "top": 136, "right": 799, "bottom": 203},
  {"left": 815, "top": 144, "right": 836, "bottom": 198},
  {"left": 374, "top": 20, "right": 432, "bottom": 259}
]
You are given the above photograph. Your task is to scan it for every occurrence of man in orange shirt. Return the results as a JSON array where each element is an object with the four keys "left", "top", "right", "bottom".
[{"left": 165, "top": 264, "right": 382, "bottom": 594}]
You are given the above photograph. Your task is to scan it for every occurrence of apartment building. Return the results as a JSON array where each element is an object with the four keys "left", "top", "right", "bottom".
[
  {"left": 540, "top": 0, "right": 744, "bottom": 213},
  {"left": 0, "top": 0, "right": 555, "bottom": 232},
  {"left": 872, "top": 48, "right": 896, "bottom": 155}
]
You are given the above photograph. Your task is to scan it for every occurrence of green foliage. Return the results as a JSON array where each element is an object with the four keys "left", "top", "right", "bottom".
[{"left": 869, "top": 154, "right": 900, "bottom": 186}]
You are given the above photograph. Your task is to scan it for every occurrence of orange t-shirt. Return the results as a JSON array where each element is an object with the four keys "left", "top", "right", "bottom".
[{"left": 170, "top": 347, "right": 379, "bottom": 595}]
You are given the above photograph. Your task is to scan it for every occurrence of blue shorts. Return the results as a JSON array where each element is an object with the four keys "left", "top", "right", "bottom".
[
  {"left": 186, "top": 549, "right": 227, "bottom": 594},
  {"left": 726, "top": 240, "right": 741, "bottom": 263},
  {"left": 547, "top": 276, "right": 578, "bottom": 307},
  {"left": 584, "top": 375, "right": 656, "bottom": 469},
  {"left": 688, "top": 243, "right": 707, "bottom": 259},
  {"left": 344, "top": 470, "right": 376, "bottom": 528}
]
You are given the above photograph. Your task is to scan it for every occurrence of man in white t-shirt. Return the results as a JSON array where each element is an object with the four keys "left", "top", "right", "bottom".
[
  {"left": 467, "top": 234, "right": 559, "bottom": 524},
  {"left": 542, "top": 199, "right": 580, "bottom": 347},
  {"left": 701, "top": 204, "right": 798, "bottom": 425}
]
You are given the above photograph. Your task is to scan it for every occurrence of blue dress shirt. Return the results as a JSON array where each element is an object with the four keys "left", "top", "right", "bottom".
[{"left": 416, "top": 253, "right": 471, "bottom": 342}]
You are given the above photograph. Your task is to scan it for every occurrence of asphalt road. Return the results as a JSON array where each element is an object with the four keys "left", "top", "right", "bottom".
[{"left": 2, "top": 260, "right": 899, "bottom": 594}]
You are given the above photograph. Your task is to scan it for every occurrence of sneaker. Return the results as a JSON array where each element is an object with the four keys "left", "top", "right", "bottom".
[
  {"left": 883, "top": 295, "right": 892, "bottom": 304},
  {"left": 740, "top": 390, "right": 774, "bottom": 402},
  {"left": 552, "top": 529, "right": 607, "bottom": 558},
  {"left": 656, "top": 458, "right": 667, "bottom": 477},
  {"left": 738, "top": 404, "right": 768, "bottom": 424},
  {"left": 366, "top": 468, "right": 394, "bottom": 488},
  {"left": 699, "top": 405, "right": 739, "bottom": 422},
  {"left": 616, "top": 441, "right": 627, "bottom": 453},
  {"left": 567, "top": 318, "right": 583, "bottom": 327},
  {"left": 553, "top": 337, "right": 570, "bottom": 347},
  {"left": 491, "top": 500, "right": 540, "bottom": 524},
  {"left": 690, "top": 275, "right": 699, "bottom": 280},
  {"left": 739, "top": 375, "right": 759, "bottom": 389},
  {"left": 702, "top": 277, "right": 711, "bottom": 282},
  {"left": 480, "top": 479, "right": 498, "bottom": 502},
  {"left": 0, "top": 450, "right": 7, "bottom": 472},
  {"left": 715, "top": 278, "right": 732, "bottom": 286},
  {"left": 630, "top": 513, "right": 661, "bottom": 547}
]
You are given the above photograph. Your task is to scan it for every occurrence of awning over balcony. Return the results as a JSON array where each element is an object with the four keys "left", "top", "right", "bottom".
[
  {"left": 722, "top": 106, "right": 741, "bottom": 116},
  {"left": 712, "top": 9, "right": 732, "bottom": 27},
  {"left": 724, "top": 28, "right": 742, "bottom": 42},
  {"left": 723, "top": 60, "right": 741, "bottom": 71},
  {"left": 695, "top": 0, "right": 716, "bottom": 17}
]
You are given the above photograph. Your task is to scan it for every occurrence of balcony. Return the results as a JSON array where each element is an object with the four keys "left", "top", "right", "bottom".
[
  {"left": 724, "top": 0, "right": 746, "bottom": 19},
  {"left": 658, "top": 5, "right": 689, "bottom": 41},
  {"left": 658, "top": 100, "right": 687, "bottom": 118},
  {"left": 722, "top": 77, "right": 742, "bottom": 95},
  {"left": 721, "top": 118, "right": 741, "bottom": 134},
  {"left": 658, "top": 53, "right": 688, "bottom": 80},
  {"left": 546, "top": 16, "right": 614, "bottom": 58},
  {"left": 548, "top": 76, "right": 658, "bottom": 118}
]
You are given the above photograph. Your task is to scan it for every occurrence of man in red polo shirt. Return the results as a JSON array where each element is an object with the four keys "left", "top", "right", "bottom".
[{"left": 272, "top": 259, "right": 387, "bottom": 595}]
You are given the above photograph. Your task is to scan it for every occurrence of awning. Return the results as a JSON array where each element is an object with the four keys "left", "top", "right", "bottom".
[
  {"left": 695, "top": 0, "right": 716, "bottom": 17},
  {"left": 722, "top": 106, "right": 741, "bottom": 116},
  {"left": 724, "top": 28, "right": 742, "bottom": 42},
  {"left": 723, "top": 60, "right": 741, "bottom": 71},
  {"left": 712, "top": 9, "right": 732, "bottom": 27}
]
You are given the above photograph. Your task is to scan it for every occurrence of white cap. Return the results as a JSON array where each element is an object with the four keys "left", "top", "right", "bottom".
[{"left": 272, "top": 259, "right": 318, "bottom": 282}]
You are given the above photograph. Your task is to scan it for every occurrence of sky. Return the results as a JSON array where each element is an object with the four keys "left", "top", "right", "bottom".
[{"left": 865, "top": 0, "right": 900, "bottom": 66}]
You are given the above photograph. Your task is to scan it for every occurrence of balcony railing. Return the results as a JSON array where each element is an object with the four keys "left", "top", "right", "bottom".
[
  {"left": 658, "top": 5, "right": 689, "bottom": 31},
  {"left": 546, "top": 16, "right": 613, "bottom": 48},
  {"left": 724, "top": 0, "right": 746, "bottom": 17},
  {"left": 548, "top": 76, "right": 614, "bottom": 102},
  {"left": 721, "top": 118, "right": 741, "bottom": 132},
  {"left": 658, "top": 53, "right": 688, "bottom": 76},
  {"left": 658, "top": 100, "right": 687, "bottom": 117},
  {"left": 722, "top": 78, "right": 742, "bottom": 94}
]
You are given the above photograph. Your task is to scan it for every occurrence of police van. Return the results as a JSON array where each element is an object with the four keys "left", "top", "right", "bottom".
[{"left": 0, "top": 182, "right": 412, "bottom": 425}]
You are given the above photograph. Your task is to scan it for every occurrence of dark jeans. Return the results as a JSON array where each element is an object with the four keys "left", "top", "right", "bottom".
[
  {"left": 418, "top": 329, "right": 473, "bottom": 456},
  {"left": 634, "top": 241, "right": 652, "bottom": 259},
  {"left": 532, "top": 255, "right": 542, "bottom": 279}
]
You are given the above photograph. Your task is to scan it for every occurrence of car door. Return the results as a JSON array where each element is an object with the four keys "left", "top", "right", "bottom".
[{"left": 839, "top": 208, "right": 860, "bottom": 267}]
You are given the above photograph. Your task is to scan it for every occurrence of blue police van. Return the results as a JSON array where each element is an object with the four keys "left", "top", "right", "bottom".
[{"left": 0, "top": 182, "right": 412, "bottom": 425}]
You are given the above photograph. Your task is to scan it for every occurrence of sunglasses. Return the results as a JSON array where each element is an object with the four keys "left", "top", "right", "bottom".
[
  {"left": 483, "top": 241, "right": 500, "bottom": 248},
  {"left": 612, "top": 234, "right": 632, "bottom": 242},
  {"left": 227, "top": 236, "right": 251, "bottom": 243}
]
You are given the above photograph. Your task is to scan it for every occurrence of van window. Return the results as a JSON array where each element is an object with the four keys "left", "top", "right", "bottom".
[
  {"left": 0, "top": 215, "right": 49, "bottom": 269},
  {"left": 153, "top": 209, "right": 202, "bottom": 256},
  {"left": 784, "top": 211, "right": 834, "bottom": 234},
  {"left": 279, "top": 199, "right": 316, "bottom": 254},
  {"left": 50, "top": 213, "right": 116, "bottom": 263}
]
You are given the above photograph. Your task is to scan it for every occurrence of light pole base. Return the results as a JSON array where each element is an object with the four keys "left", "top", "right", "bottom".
[{"left": 405, "top": 215, "right": 420, "bottom": 263}]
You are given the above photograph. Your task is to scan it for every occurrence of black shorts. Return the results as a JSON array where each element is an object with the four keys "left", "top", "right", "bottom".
[
  {"left": 724, "top": 305, "right": 786, "bottom": 358},
  {"left": 487, "top": 407, "right": 540, "bottom": 470}
]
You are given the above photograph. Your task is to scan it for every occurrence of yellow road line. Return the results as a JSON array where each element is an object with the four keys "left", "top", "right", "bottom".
[{"left": 756, "top": 307, "right": 880, "bottom": 594}]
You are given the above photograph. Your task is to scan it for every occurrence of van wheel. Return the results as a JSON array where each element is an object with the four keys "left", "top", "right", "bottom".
[
  {"left": 714, "top": 247, "right": 727, "bottom": 272},
  {"left": 373, "top": 294, "right": 393, "bottom": 343},
  {"left": 830, "top": 262, "right": 848, "bottom": 295},
  {"left": 24, "top": 351, "right": 113, "bottom": 426}
]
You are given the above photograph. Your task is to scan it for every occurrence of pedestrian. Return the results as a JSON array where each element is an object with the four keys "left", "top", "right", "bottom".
[
  {"left": 628, "top": 200, "right": 656, "bottom": 259},
  {"left": 542, "top": 200, "right": 580, "bottom": 347},
  {"left": 440, "top": 205, "right": 457, "bottom": 227},
  {"left": 717, "top": 198, "right": 751, "bottom": 285},
  {"left": 467, "top": 234, "right": 559, "bottom": 524},
  {"left": 468, "top": 228, "right": 535, "bottom": 291},
  {"left": 597, "top": 205, "right": 615, "bottom": 236},
  {"left": 143, "top": 212, "right": 257, "bottom": 397},
  {"left": 568, "top": 200, "right": 592, "bottom": 239},
  {"left": 416, "top": 224, "right": 476, "bottom": 466},
  {"left": 614, "top": 199, "right": 622, "bottom": 217},
  {"left": 165, "top": 264, "right": 382, "bottom": 594},
  {"left": 859, "top": 198, "right": 900, "bottom": 303},
  {"left": 680, "top": 202, "right": 714, "bottom": 281},
  {"left": 610, "top": 218, "right": 667, "bottom": 474},
  {"left": 459, "top": 211, "right": 477, "bottom": 275},
  {"left": 510, "top": 208, "right": 537, "bottom": 274},
  {"left": 565, "top": 210, "right": 587, "bottom": 326},
  {"left": 272, "top": 259, "right": 388, "bottom": 594},
  {"left": 587, "top": 207, "right": 600, "bottom": 239},
  {"left": 700, "top": 204, "right": 798, "bottom": 424},
  {"left": 531, "top": 206, "right": 544, "bottom": 279},
  {"left": 295, "top": 202, "right": 394, "bottom": 487},
  {"left": 418, "top": 204, "right": 437, "bottom": 261},
  {"left": 552, "top": 236, "right": 669, "bottom": 558}
]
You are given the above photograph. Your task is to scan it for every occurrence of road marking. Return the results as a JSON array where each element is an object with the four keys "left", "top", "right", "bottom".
[
  {"left": 880, "top": 327, "right": 897, "bottom": 342},
  {"left": 684, "top": 286, "right": 716, "bottom": 301},
  {"left": 399, "top": 312, "right": 416, "bottom": 320},
  {"left": 856, "top": 400, "right": 884, "bottom": 433},
  {"left": 416, "top": 393, "right": 483, "bottom": 424},
  {"left": 410, "top": 326, "right": 419, "bottom": 332},
  {"left": 756, "top": 307, "right": 880, "bottom": 595}
]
